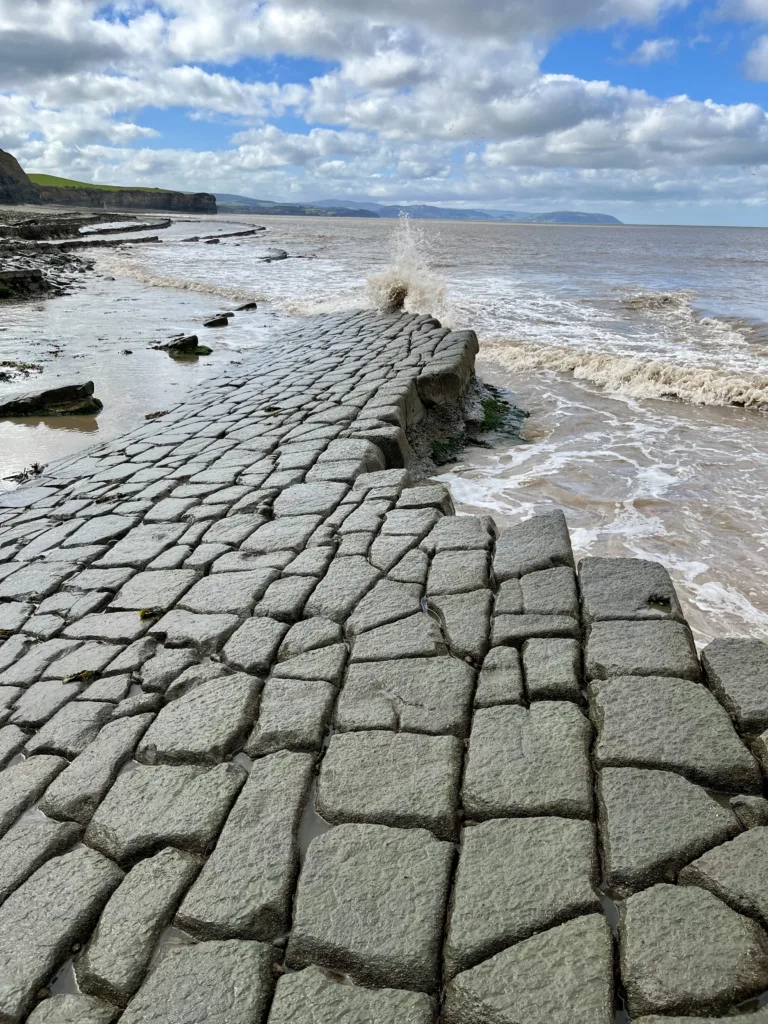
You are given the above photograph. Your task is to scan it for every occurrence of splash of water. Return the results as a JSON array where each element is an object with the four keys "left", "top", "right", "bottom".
[{"left": 366, "top": 213, "right": 451, "bottom": 321}]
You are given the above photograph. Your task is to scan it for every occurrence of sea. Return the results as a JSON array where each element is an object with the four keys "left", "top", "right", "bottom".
[{"left": 1, "top": 212, "right": 766, "bottom": 644}]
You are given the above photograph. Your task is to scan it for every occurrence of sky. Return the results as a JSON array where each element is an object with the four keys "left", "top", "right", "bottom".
[{"left": 2, "top": 1, "right": 768, "bottom": 224}]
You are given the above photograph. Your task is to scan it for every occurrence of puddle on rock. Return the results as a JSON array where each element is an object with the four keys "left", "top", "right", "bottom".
[
  {"left": 148, "top": 926, "right": 197, "bottom": 968},
  {"left": 49, "top": 959, "right": 79, "bottom": 995},
  {"left": 297, "top": 781, "right": 334, "bottom": 861},
  {"left": 232, "top": 752, "right": 254, "bottom": 771}
]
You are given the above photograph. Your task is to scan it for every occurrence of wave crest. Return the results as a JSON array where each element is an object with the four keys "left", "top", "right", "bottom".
[
  {"left": 365, "top": 214, "right": 450, "bottom": 320},
  {"left": 481, "top": 340, "right": 768, "bottom": 410}
]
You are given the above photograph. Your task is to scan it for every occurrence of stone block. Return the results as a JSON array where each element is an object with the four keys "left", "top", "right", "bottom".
[
  {"left": 278, "top": 618, "right": 341, "bottom": 660},
  {"left": 39, "top": 715, "right": 152, "bottom": 825},
  {"left": 619, "top": 883, "right": 768, "bottom": 1017},
  {"left": 26, "top": 994, "right": 120, "bottom": 1024},
  {"left": 590, "top": 676, "right": 760, "bottom": 792},
  {"left": 42, "top": 641, "right": 121, "bottom": 680},
  {"left": 272, "top": 644, "right": 347, "bottom": 685},
  {"left": 149, "top": 609, "right": 240, "bottom": 652},
  {"left": 381, "top": 508, "right": 440, "bottom": 540},
  {"left": 287, "top": 823, "right": 452, "bottom": 992},
  {"left": 0, "top": 817, "right": 82, "bottom": 905},
  {"left": 346, "top": 579, "right": 422, "bottom": 636},
  {"left": 598, "top": 767, "right": 739, "bottom": 896},
  {"left": 139, "top": 647, "right": 199, "bottom": 693},
  {"left": 119, "top": 940, "right": 277, "bottom": 1024},
  {"left": 421, "top": 515, "right": 494, "bottom": 554},
  {"left": 429, "top": 591, "right": 491, "bottom": 663},
  {"left": 273, "top": 484, "right": 348, "bottom": 519},
  {"left": 179, "top": 569, "right": 278, "bottom": 616},
  {"left": 493, "top": 510, "right": 574, "bottom": 582},
  {"left": 241, "top": 515, "right": 322, "bottom": 554},
  {"left": 444, "top": 817, "right": 599, "bottom": 977},
  {"left": 474, "top": 646, "right": 524, "bottom": 707},
  {"left": 254, "top": 575, "right": 318, "bottom": 622},
  {"left": 0, "top": 562, "right": 79, "bottom": 602},
  {"left": 76, "top": 847, "right": 203, "bottom": 1006},
  {"left": 463, "top": 703, "right": 593, "bottom": 820},
  {"left": 350, "top": 614, "right": 446, "bottom": 661},
  {"left": 304, "top": 556, "right": 380, "bottom": 623},
  {"left": 521, "top": 566, "right": 579, "bottom": 617},
  {"left": 0, "top": 725, "right": 26, "bottom": 768},
  {"left": 680, "top": 827, "right": 768, "bottom": 928},
  {"left": 523, "top": 638, "right": 581, "bottom": 701},
  {"left": 176, "top": 751, "right": 313, "bottom": 940},
  {"left": 443, "top": 914, "right": 613, "bottom": 1024},
  {"left": 95, "top": 524, "right": 186, "bottom": 568},
  {"left": 586, "top": 620, "right": 699, "bottom": 681},
  {"left": 268, "top": 966, "right": 434, "bottom": 1024},
  {"left": 78, "top": 673, "right": 132, "bottom": 703},
  {"left": 223, "top": 617, "right": 290, "bottom": 675},
  {"left": 246, "top": 677, "right": 335, "bottom": 755},
  {"left": 701, "top": 638, "right": 768, "bottom": 735},
  {"left": 337, "top": 657, "right": 474, "bottom": 736},
  {"left": 0, "top": 755, "right": 67, "bottom": 837},
  {"left": 317, "top": 730, "right": 462, "bottom": 839},
  {"left": 731, "top": 794, "right": 768, "bottom": 829},
  {"left": 25, "top": 701, "right": 113, "bottom": 759},
  {"left": 110, "top": 570, "right": 198, "bottom": 612},
  {"left": 426, "top": 550, "right": 489, "bottom": 596},
  {"left": 84, "top": 762, "right": 246, "bottom": 865},
  {"left": 579, "top": 556, "right": 683, "bottom": 624},
  {"left": 136, "top": 672, "right": 260, "bottom": 765},
  {"left": 9, "top": 679, "right": 84, "bottom": 729},
  {"left": 0, "top": 847, "right": 123, "bottom": 1023},
  {"left": 61, "top": 613, "right": 150, "bottom": 644}
]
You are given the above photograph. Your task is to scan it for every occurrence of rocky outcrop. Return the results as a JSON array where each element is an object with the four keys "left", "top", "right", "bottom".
[
  {"left": 0, "top": 150, "right": 39, "bottom": 205},
  {"left": 35, "top": 185, "right": 216, "bottom": 214},
  {"left": 0, "top": 381, "right": 103, "bottom": 417}
]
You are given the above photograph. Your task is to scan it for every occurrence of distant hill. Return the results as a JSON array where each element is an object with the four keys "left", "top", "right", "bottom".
[
  {"left": 313, "top": 199, "right": 622, "bottom": 225},
  {"left": 215, "top": 194, "right": 378, "bottom": 217},
  {"left": 29, "top": 173, "right": 171, "bottom": 193}
]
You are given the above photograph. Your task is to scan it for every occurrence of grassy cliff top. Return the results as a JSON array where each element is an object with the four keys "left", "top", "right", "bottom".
[{"left": 29, "top": 173, "right": 171, "bottom": 193}]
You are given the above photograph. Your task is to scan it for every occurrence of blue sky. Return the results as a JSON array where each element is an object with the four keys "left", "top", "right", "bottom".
[{"left": 2, "top": 0, "right": 768, "bottom": 224}]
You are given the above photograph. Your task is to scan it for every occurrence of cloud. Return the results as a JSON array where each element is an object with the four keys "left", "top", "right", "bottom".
[
  {"left": 626, "top": 37, "right": 679, "bottom": 62},
  {"left": 746, "top": 34, "right": 768, "bottom": 77}
]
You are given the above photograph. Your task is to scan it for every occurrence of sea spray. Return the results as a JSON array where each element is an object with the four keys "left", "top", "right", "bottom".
[
  {"left": 481, "top": 339, "right": 768, "bottom": 410},
  {"left": 366, "top": 213, "right": 451, "bottom": 321}
]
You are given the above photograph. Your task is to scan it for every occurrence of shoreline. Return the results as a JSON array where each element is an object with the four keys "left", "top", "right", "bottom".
[{"left": 0, "top": 308, "right": 766, "bottom": 1022}]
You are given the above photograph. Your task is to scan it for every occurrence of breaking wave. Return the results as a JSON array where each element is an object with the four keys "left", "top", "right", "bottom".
[
  {"left": 481, "top": 339, "right": 768, "bottom": 410},
  {"left": 97, "top": 262, "right": 263, "bottom": 305},
  {"left": 365, "top": 214, "right": 451, "bottom": 321}
]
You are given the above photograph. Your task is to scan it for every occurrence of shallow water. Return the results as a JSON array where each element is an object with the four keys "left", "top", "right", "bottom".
[{"left": 1, "top": 212, "right": 766, "bottom": 640}]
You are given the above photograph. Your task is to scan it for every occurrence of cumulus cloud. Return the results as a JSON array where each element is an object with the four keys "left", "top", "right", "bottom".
[{"left": 626, "top": 37, "right": 679, "bottom": 62}]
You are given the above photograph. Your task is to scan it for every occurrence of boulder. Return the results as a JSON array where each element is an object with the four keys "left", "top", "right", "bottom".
[
  {"left": 156, "top": 335, "right": 212, "bottom": 358},
  {"left": 0, "top": 149, "right": 39, "bottom": 204},
  {"left": 0, "top": 381, "right": 102, "bottom": 417}
]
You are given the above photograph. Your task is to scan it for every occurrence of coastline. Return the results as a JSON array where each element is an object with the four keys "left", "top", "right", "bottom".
[{"left": 0, "top": 308, "right": 766, "bottom": 1022}]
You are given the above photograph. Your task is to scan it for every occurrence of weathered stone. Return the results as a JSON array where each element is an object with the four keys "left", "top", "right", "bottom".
[
  {"left": 95, "top": 524, "right": 186, "bottom": 568},
  {"left": 103, "top": 636, "right": 156, "bottom": 675},
  {"left": 39, "top": 715, "right": 152, "bottom": 825},
  {"left": 0, "top": 847, "right": 123, "bottom": 1023},
  {"left": 0, "top": 636, "right": 31, "bottom": 676},
  {"left": 273, "top": 482, "right": 348, "bottom": 517},
  {"left": 0, "top": 817, "right": 82, "bottom": 905},
  {"left": 136, "top": 672, "right": 260, "bottom": 765},
  {"left": 9, "top": 679, "right": 84, "bottom": 728},
  {"left": 586, "top": 620, "right": 699, "bottom": 681},
  {"left": 26, "top": 994, "right": 120, "bottom": 1024},
  {"left": 110, "top": 569, "right": 198, "bottom": 612},
  {"left": 421, "top": 515, "right": 494, "bottom": 553},
  {"left": 521, "top": 566, "right": 579, "bottom": 617},
  {"left": 493, "top": 510, "right": 574, "bottom": 582},
  {"left": 271, "top": 643, "right": 348, "bottom": 685},
  {"left": 351, "top": 613, "right": 446, "bottom": 661},
  {"left": 443, "top": 914, "right": 613, "bottom": 1024},
  {"left": 119, "top": 940, "right": 277, "bottom": 1024},
  {"left": 0, "top": 563, "right": 78, "bottom": 602},
  {"left": 203, "top": 513, "right": 265, "bottom": 545},
  {"left": 61, "top": 613, "right": 150, "bottom": 644},
  {"left": 149, "top": 609, "right": 240, "bottom": 652},
  {"left": 701, "top": 638, "right": 768, "bottom": 735},
  {"left": 1, "top": 639, "right": 80, "bottom": 686},
  {"left": 318, "top": 730, "right": 462, "bottom": 839},
  {"left": 304, "top": 556, "right": 380, "bottom": 623},
  {"left": 598, "top": 767, "right": 739, "bottom": 896},
  {"left": 474, "top": 646, "right": 524, "bottom": 707},
  {"left": 680, "top": 827, "right": 768, "bottom": 928},
  {"left": 287, "top": 823, "right": 452, "bottom": 992},
  {"left": 590, "top": 676, "right": 760, "bottom": 791},
  {"left": 223, "top": 617, "right": 289, "bottom": 675},
  {"left": 523, "top": 637, "right": 581, "bottom": 701},
  {"left": 445, "top": 815, "right": 599, "bottom": 977},
  {"left": 492, "top": 613, "right": 579, "bottom": 645},
  {"left": 619, "top": 883, "right": 768, "bottom": 1017},
  {"left": 66, "top": 567, "right": 135, "bottom": 592},
  {"left": 369, "top": 534, "right": 418, "bottom": 573},
  {"left": 346, "top": 579, "right": 422, "bottom": 636},
  {"left": 112, "top": 692, "right": 162, "bottom": 718},
  {"left": 241, "top": 515, "right": 322, "bottom": 554},
  {"left": 278, "top": 617, "right": 342, "bottom": 660},
  {"left": 0, "top": 603, "right": 33, "bottom": 632},
  {"left": 284, "top": 546, "right": 334, "bottom": 578},
  {"left": 246, "top": 677, "right": 334, "bottom": 755},
  {"left": 25, "top": 701, "right": 113, "bottom": 758},
  {"left": 0, "top": 725, "right": 26, "bottom": 768},
  {"left": 76, "top": 847, "right": 203, "bottom": 1006},
  {"left": 139, "top": 647, "right": 199, "bottom": 693},
  {"left": 79, "top": 673, "right": 132, "bottom": 702},
  {"left": 43, "top": 641, "right": 121, "bottom": 680},
  {"left": 495, "top": 578, "right": 523, "bottom": 614},
  {"left": 0, "top": 755, "right": 67, "bottom": 837},
  {"left": 732, "top": 794, "right": 768, "bottom": 829},
  {"left": 268, "top": 966, "right": 434, "bottom": 1024},
  {"left": 337, "top": 657, "right": 474, "bottom": 735},
  {"left": 176, "top": 751, "right": 313, "bottom": 940},
  {"left": 426, "top": 550, "right": 489, "bottom": 596},
  {"left": 579, "top": 556, "right": 683, "bottom": 624},
  {"left": 429, "top": 591, "right": 491, "bottom": 663},
  {"left": 463, "top": 703, "right": 593, "bottom": 820},
  {"left": 179, "top": 569, "right": 278, "bottom": 616},
  {"left": 62, "top": 515, "right": 138, "bottom": 549},
  {"left": 381, "top": 508, "right": 440, "bottom": 540},
  {"left": 388, "top": 546, "right": 429, "bottom": 585},
  {"left": 84, "top": 762, "right": 246, "bottom": 864},
  {"left": 254, "top": 575, "right": 318, "bottom": 622}
]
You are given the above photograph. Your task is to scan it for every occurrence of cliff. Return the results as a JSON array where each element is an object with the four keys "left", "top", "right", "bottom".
[
  {"left": 34, "top": 184, "right": 217, "bottom": 214},
  {"left": 0, "top": 149, "right": 39, "bottom": 205}
]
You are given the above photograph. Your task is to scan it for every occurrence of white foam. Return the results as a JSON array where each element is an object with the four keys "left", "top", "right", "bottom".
[{"left": 365, "top": 214, "right": 452, "bottom": 321}]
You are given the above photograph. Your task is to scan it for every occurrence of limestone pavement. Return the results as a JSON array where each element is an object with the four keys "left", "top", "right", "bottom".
[{"left": 0, "top": 309, "right": 766, "bottom": 1023}]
